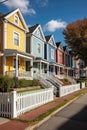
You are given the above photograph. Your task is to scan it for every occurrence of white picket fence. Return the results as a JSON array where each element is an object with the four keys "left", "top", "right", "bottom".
[
  {"left": 0, "top": 92, "right": 13, "bottom": 118},
  {"left": 0, "top": 88, "right": 54, "bottom": 118},
  {"left": 81, "top": 82, "right": 85, "bottom": 88},
  {"left": 59, "top": 83, "right": 80, "bottom": 97},
  {"left": 16, "top": 88, "right": 53, "bottom": 117}
]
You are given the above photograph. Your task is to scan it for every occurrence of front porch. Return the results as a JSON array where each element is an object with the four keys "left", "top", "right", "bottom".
[
  {"left": 33, "top": 58, "right": 49, "bottom": 77},
  {"left": 5, "top": 70, "right": 31, "bottom": 79},
  {"left": 4, "top": 49, "right": 33, "bottom": 80},
  {"left": 49, "top": 62, "right": 65, "bottom": 79}
]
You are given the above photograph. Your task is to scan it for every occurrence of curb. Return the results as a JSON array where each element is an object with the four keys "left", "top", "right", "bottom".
[{"left": 25, "top": 96, "right": 80, "bottom": 130}]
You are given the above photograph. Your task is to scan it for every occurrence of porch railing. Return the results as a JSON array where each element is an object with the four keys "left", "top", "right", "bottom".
[{"left": 5, "top": 70, "right": 31, "bottom": 78}]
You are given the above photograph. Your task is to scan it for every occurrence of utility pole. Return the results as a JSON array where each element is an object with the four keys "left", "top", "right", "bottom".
[{"left": 0, "top": 0, "right": 8, "bottom": 4}]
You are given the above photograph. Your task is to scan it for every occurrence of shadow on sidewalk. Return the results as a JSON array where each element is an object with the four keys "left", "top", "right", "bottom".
[{"left": 55, "top": 105, "right": 87, "bottom": 130}]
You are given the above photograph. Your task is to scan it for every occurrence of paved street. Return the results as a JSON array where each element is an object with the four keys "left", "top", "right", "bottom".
[{"left": 35, "top": 94, "right": 87, "bottom": 130}]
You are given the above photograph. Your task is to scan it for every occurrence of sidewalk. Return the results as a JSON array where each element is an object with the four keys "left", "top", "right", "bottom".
[{"left": 0, "top": 88, "right": 87, "bottom": 130}]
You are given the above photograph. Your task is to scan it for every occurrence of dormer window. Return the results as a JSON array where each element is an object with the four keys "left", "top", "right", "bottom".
[{"left": 14, "top": 15, "right": 19, "bottom": 25}]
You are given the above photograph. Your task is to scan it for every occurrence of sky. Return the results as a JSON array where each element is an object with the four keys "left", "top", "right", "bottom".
[{"left": 0, "top": 0, "right": 87, "bottom": 45}]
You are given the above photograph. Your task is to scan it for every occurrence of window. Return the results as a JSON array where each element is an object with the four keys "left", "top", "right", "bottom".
[
  {"left": 14, "top": 32, "right": 19, "bottom": 46},
  {"left": 14, "top": 15, "right": 19, "bottom": 24},
  {"left": 37, "top": 43, "right": 41, "bottom": 53},
  {"left": 51, "top": 49, "right": 54, "bottom": 59},
  {"left": 59, "top": 54, "right": 62, "bottom": 63}
]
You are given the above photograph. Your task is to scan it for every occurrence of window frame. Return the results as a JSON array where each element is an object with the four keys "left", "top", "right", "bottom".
[
  {"left": 13, "top": 31, "right": 20, "bottom": 46},
  {"left": 14, "top": 14, "right": 19, "bottom": 25},
  {"left": 37, "top": 43, "right": 41, "bottom": 53},
  {"left": 51, "top": 48, "right": 54, "bottom": 60}
]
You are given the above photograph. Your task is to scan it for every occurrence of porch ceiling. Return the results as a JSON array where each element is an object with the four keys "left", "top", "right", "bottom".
[
  {"left": 34, "top": 57, "right": 49, "bottom": 64},
  {"left": 4, "top": 49, "right": 34, "bottom": 60},
  {"left": 50, "top": 62, "right": 64, "bottom": 68}
]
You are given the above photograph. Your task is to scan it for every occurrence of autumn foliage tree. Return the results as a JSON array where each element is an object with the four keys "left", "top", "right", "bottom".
[{"left": 63, "top": 18, "right": 87, "bottom": 66}]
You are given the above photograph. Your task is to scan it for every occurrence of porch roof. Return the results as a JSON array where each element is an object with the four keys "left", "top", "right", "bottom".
[
  {"left": 4, "top": 49, "right": 34, "bottom": 60},
  {"left": 34, "top": 57, "right": 49, "bottom": 64},
  {"left": 50, "top": 62, "right": 65, "bottom": 68}
]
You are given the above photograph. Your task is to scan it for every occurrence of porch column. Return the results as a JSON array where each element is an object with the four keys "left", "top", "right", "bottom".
[
  {"left": 30, "top": 59, "right": 33, "bottom": 78},
  {"left": 67, "top": 68, "right": 68, "bottom": 77},
  {"left": 3, "top": 55, "right": 6, "bottom": 75},
  {"left": 53, "top": 65, "right": 55, "bottom": 75},
  {"left": 16, "top": 54, "right": 18, "bottom": 77},
  {"left": 40, "top": 62, "right": 42, "bottom": 74},
  {"left": 47, "top": 64, "right": 49, "bottom": 76},
  {"left": 58, "top": 67, "right": 60, "bottom": 75}
]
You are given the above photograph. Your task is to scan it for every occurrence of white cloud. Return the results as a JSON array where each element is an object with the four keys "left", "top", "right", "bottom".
[
  {"left": 3, "top": 0, "right": 36, "bottom": 15},
  {"left": 44, "top": 19, "right": 67, "bottom": 32},
  {"left": 36, "top": 0, "right": 48, "bottom": 7}
]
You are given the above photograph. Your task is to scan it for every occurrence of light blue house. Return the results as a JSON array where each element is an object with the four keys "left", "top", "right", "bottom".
[
  {"left": 26, "top": 24, "right": 49, "bottom": 76},
  {"left": 45, "top": 35, "right": 57, "bottom": 75}
]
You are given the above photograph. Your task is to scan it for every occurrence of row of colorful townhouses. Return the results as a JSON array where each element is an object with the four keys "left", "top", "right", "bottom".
[{"left": 0, "top": 9, "right": 86, "bottom": 80}]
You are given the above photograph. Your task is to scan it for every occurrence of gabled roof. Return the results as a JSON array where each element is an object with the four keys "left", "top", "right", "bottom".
[
  {"left": 28, "top": 24, "right": 39, "bottom": 33},
  {"left": 45, "top": 35, "right": 52, "bottom": 42},
  {"left": 63, "top": 46, "right": 69, "bottom": 54},
  {"left": 56, "top": 42, "right": 61, "bottom": 48},
  {"left": 28, "top": 24, "right": 46, "bottom": 41},
  {"left": 45, "top": 35, "right": 56, "bottom": 48},
  {"left": 0, "top": 8, "right": 28, "bottom": 32},
  {"left": 63, "top": 46, "right": 67, "bottom": 51}
]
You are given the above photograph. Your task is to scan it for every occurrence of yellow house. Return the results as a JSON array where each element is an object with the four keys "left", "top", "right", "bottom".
[{"left": 0, "top": 8, "right": 33, "bottom": 79}]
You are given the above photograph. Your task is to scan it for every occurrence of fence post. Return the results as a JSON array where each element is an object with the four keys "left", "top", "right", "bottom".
[
  {"left": 59, "top": 87, "right": 62, "bottom": 97},
  {"left": 11, "top": 91, "right": 17, "bottom": 118}
]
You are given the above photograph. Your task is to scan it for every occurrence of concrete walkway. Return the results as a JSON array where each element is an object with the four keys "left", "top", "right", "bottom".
[
  {"left": 0, "top": 88, "right": 87, "bottom": 130},
  {"left": 0, "top": 118, "right": 9, "bottom": 125}
]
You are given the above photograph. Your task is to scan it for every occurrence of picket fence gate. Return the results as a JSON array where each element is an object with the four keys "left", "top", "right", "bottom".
[{"left": 0, "top": 88, "right": 54, "bottom": 118}]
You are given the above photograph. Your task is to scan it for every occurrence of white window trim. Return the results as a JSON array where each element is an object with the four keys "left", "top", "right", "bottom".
[
  {"left": 14, "top": 14, "right": 19, "bottom": 25},
  {"left": 37, "top": 43, "right": 41, "bottom": 54},
  {"left": 51, "top": 48, "right": 54, "bottom": 60},
  {"left": 13, "top": 31, "right": 20, "bottom": 46}
]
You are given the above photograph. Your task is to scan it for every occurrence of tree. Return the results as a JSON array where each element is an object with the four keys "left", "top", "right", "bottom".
[{"left": 63, "top": 18, "right": 87, "bottom": 66}]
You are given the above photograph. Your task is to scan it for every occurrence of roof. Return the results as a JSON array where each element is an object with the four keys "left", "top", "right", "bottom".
[
  {"left": 0, "top": 9, "right": 17, "bottom": 20},
  {"left": 45, "top": 35, "right": 52, "bottom": 42},
  {"left": 0, "top": 8, "right": 29, "bottom": 32},
  {"left": 63, "top": 46, "right": 67, "bottom": 51},
  {"left": 28, "top": 24, "right": 39, "bottom": 33},
  {"left": 56, "top": 42, "right": 61, "bottom": 48},
  {"left": 4, "top": 49, "right": 34, "bottom": 59}
]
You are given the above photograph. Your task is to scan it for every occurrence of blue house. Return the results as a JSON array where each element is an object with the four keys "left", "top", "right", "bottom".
[
  {"left": 45, "top": 35, "right": 57, "bottom": 75},
  {"left": 26, "top": 24, "right": 49, "bottom": 76}
]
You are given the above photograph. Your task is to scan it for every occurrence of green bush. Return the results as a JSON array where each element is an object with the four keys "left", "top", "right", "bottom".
[
  {"left": 63, "top": 78, "right": 69, "bottom": 82},
  {"left": 0, "top": 75, "right": 13, "bottom": 92},
  {"left": 0, "top": 76, "right": 41, "bottom": 92},
  {"left": 18, "top": 79, "right": 40, "bottom": 88},
  {"left": 77, "top": 78, "right": 87, "bottom": 87},
  {"left": 12, "top": 77, "right": 19, "bottom": 88}
]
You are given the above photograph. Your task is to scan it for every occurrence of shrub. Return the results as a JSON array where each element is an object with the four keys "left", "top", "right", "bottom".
[
  {"left": 0, "top": 75, "right": 13, "bottom": 92},
  {"left": 12, "top": 77, "right": 19, "bottom": 88},
  {"left": 18, "top": 79, "right": 40, "bottom": 88},
  {"left": 63, "top": 78, "right": 69, "bottom": 82},
  {"left": 0, "top": 76, "right": 41, "bottom": 92}
]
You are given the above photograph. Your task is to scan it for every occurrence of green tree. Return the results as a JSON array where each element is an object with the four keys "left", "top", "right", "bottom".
[{"left": 63, "top": 18, "right": 87, "bottom": 66}]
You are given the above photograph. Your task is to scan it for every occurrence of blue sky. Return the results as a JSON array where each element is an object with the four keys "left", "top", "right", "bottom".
[{"left": 0, "top": 0, "right": 87, "bottom": 45}]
